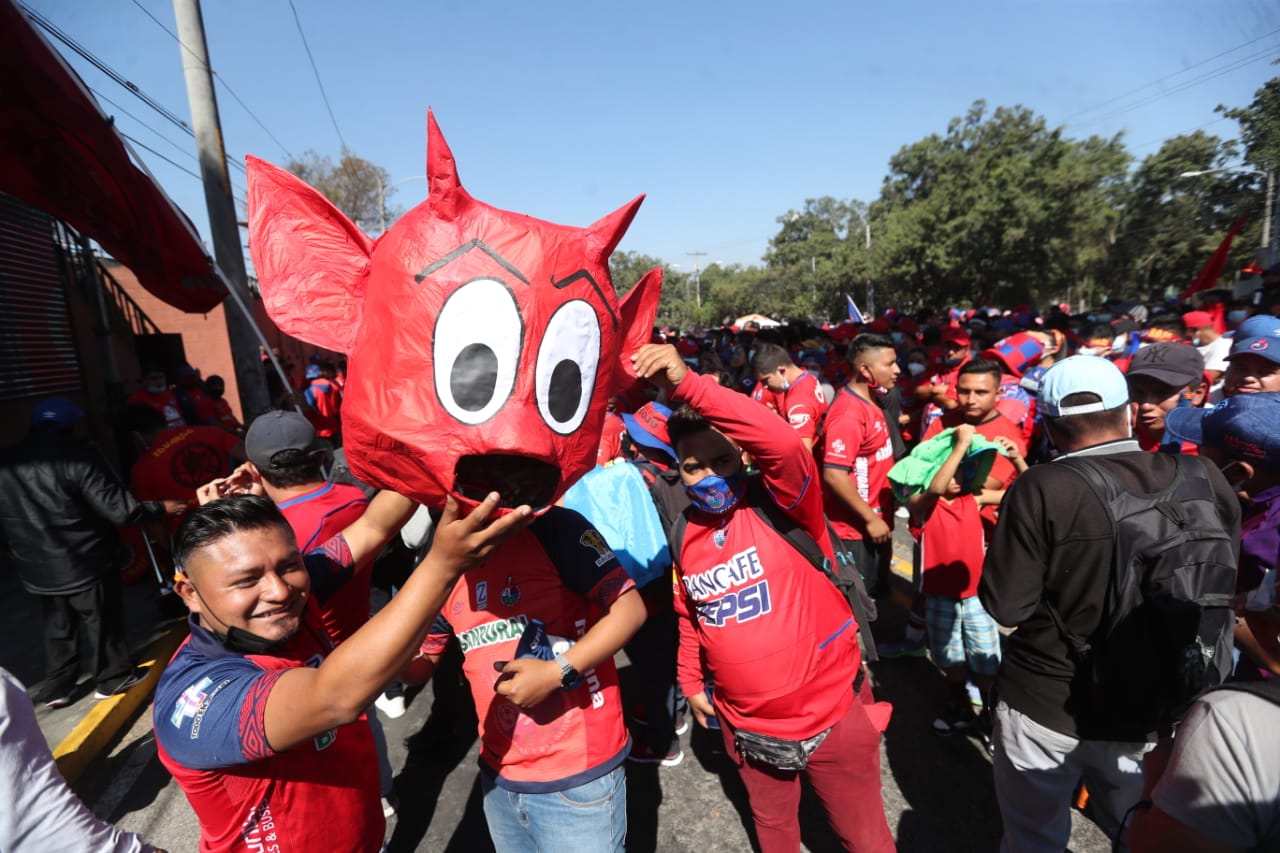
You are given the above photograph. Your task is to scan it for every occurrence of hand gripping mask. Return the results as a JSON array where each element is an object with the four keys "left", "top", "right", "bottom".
[{"left": 246, "top": 112, "right": 662, "bottom": 512}]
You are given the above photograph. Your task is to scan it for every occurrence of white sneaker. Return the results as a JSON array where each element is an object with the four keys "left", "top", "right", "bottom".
[
  {"left": 375, "top": 692, "right": 406, "bottom": 719},
  {"left": 382, "top": 794, "right": 398, "bottom": 817}
]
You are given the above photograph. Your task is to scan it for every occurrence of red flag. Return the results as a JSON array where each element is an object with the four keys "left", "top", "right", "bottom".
[
  {"left": 1241, "top": 262, "right": 1266, "bottom": 276},
  {"left": 1180, "top": 217, "right": 1247, "bottom": 301},
  {"left": 1207, "top": 300, "right": 1227, "bottom": 335}
]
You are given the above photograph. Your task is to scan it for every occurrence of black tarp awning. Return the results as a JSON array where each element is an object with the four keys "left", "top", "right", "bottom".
[{"left": 0, "top": 0, "right": 226, "bottom": 313}]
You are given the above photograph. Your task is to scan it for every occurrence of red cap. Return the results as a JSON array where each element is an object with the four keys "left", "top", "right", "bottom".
[
  {"left": 1182, "top": 310, "right": 1214, "bottom": 329},
  {"left": 940, "top": 327, "right": 971, "bottom": 347}
]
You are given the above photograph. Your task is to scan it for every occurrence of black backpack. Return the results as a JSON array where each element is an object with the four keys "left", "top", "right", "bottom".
[
  {"left": 667, "top": 473, "right": 880, "bottom": 661},
  {"left": 1047, "top": 455, "right": 1237, "bottom": 739}
]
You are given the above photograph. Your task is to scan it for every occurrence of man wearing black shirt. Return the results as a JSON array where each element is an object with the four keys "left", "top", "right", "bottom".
[{"left": 979, "top": 357, "right": 1240, "bottom": 851}]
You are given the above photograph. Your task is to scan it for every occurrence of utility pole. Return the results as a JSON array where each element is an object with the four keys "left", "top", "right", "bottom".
[
  {"left": 1264, "top": 169, "right": 1276, "bottom": 267},
  {"left": 687, "top": 250, "right": 706, "bottom": 309},
  {"left": 173, "top": 0, "right": 270, "bottom": 418}
]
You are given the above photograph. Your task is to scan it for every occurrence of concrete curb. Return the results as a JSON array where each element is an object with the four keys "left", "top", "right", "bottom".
[{"left": 53, "top": 621, "right": 189, "bottom": 785}]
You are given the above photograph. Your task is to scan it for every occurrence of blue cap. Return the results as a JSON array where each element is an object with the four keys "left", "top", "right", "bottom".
[
  {"left": 305, "top": 364, "right": 321, "bottom": 379},
  {"left": 1037, "top": 355, "right": 1130, "bottom": 417},
  {"left": 31, "top": 397, "right": 84, "bottom": 429},
  {"left": 1228, "top": 314, "right": 1280, "bottom": 365},
  {"left": 1165, "top": 392, "right": 1280, "bottom": 467}
]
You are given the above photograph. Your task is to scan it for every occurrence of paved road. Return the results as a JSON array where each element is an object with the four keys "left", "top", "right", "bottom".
[{"left": 74, "top": 594, "right": 1117, "bottom": 853}]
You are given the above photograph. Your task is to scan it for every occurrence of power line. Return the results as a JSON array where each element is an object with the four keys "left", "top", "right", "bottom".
[
  {"left": 287, "top": 0, "right": 347, "bottom": 150},
  {"left": 91, "top": 83, "right": 248, "bottom": 178},
  {"left": 20, "top": 2, "right": 248, "bottom": 179},
  {"left": 119, "top": 131, "right": 249, "bottom": 208},
  {"left": 1078, "top": 48, "right": 1280, "bottom": 130},
  {"left": 127, "top": 0, "right": 297, "bottom": 162},
  {"left": 1061, "top": 27, "right": 1280, "bottom": 124},
  {"left": 20, "top": 3, "right": 193, "bottom": 134}
]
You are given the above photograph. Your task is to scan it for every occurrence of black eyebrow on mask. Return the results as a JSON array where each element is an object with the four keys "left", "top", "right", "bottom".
[
  {"left": 550, "top": 269, "right": 618, "bottom": 329},
  {"left": 414, "top": 240, "right": 530, "bottom": 285}
]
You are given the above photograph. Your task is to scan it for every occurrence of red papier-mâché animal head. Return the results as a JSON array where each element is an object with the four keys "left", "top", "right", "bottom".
[{"left": 246, "top": 112, "right": 661, "bottom": 511}]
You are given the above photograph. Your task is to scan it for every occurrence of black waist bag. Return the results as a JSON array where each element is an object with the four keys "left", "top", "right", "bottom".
[
  {"left": 734, "top": 727, "right": 830, "bottom": 771},
  {"left": 732, "top": 670, "right": 864, "bottom": 771}
]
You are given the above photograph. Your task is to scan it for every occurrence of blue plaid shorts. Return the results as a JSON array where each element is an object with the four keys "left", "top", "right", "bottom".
[{"left": 925, "top": 594, "right": 1001, "bottom": 675}]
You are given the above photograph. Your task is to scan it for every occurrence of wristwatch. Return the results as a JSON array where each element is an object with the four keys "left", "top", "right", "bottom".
[{"left": 555, "top": 653, "right": 583, "bottom": 689}]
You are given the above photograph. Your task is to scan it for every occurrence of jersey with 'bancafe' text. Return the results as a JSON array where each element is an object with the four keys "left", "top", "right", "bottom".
[
  {"left": 671, "top": 372, "right": 860, "bottom": 742},
  {"left": 422, "top": 507, "right": 634, "bottom": 793}
]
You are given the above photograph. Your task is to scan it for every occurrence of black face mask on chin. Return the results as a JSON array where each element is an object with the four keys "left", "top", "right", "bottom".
[
  {"left": 189, "top": 583, "right": 293, "bottom": 656},
  {"left": 217, "top": 624, "right": 290, "bottom": 656}
]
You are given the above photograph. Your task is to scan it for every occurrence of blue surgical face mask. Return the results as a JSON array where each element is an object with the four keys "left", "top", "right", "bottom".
[{"left": 685, "top": 470, "right": 746, "bottom": 515}]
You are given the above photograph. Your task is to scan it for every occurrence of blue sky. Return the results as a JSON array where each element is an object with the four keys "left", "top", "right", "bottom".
[{"left": 24, "top": 0, "right": 1280, "bottom": 274}]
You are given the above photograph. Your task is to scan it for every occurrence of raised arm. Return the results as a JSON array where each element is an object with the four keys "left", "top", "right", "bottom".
[{"left": 262, "top": 494, "right": 531, "bottom": 751}]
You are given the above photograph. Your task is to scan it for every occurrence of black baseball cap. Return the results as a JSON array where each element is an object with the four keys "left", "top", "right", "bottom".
[{"left": 245, "top": 411, "right": 320, "bottom": 472}]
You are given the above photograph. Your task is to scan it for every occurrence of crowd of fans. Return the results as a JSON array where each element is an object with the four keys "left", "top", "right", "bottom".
[{"left": 4, "top": 276, "right": 1280, "bottom": 852}]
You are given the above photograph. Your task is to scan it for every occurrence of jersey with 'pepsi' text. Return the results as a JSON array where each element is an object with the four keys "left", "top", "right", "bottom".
[
  {"left": 154, "top": 608, "right": 380, "bottom": 852},
  {"left": 671, "top": 372, "right": 860, "bottom": 742},
  {"left": 422, "top": 507, "right": 634, "bottom": 793}
]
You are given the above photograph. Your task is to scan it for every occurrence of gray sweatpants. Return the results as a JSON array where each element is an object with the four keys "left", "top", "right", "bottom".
[{"left": 991, "top": 700, "right": 1152, "bottom": 853}]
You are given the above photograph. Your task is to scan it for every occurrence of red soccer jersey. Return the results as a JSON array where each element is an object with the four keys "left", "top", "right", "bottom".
[
  {"left": 924, "top": 410, "right": 1025, "bottom": 535},
  {"left": 210, "top": 398, "right": 243, "bottom": 433},
  {"left": 127, "top": 387, "right": 187, "bottom": 428},
  {"left": 597, "top": 412, "right": 625, "bottom": 465},
  {"left": 277, "top": 481, "right": 370, "bottom": 644},
  {"left": 915, "top": 494, "right": 986, "bottom": 599},
  {"left": 821, "top": 386, "right": 896, "bottom": 541},
  {"left": 155, "top": 598, "right": 382, "bottom": 852},
  {"left": 670, "top": 372, "right": 859, "bottom": 741},
  {"left": 778, "top": 370, "right": 828, "bottom": 443},
  {"left": 422, "top": 508, "right": 634, "bottom": 792}
]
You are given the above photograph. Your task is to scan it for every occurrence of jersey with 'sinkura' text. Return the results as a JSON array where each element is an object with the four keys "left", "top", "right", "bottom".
[{"left": 423, "top": 507, "right": 634, "bottom": 793}]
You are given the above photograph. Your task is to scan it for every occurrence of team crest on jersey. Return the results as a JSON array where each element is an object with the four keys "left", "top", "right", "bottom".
[
  {"left": 579, "top": 528, "right": 616, "bottom": 567},
  {"left": 501, "top": 576, "right": 521, "bottom": 606},
  {"left": 314, "top": 729, "right": 336, "bottom": 751},
  {"left": 170, "top": 676, "right": 214, "bottom": 729},
  {"left": 713, "top": 529, "right": 727, "bottom": 548},
  {"left": 476, "top": 580, "right": 489, "bottom": 611},
  {"left": 831, "top": 438, "right": 846, "bottom": 456}
]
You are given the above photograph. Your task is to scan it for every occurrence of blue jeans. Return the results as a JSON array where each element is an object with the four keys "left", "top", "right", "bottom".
[{"left": 481, "top": 764, "right": 626, "bottom": 853}]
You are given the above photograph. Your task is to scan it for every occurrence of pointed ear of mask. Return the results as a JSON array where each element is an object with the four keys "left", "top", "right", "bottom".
[
  {"left": 585, "top": 195, "right": 644, "bottom": 266},
  {"left": 426, "top": 110, "right": 472, "bottom": 222},
  {"left": 246, "top": 155, "right": 373, "bottom": 353},
  {"left": 614, "top": 267, "right": 663, "bottom": 384}
]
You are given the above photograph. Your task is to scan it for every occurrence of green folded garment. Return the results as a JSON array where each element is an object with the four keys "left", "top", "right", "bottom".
[{"left": 889, "top": 427, "right": 1008, "bottom": 504}]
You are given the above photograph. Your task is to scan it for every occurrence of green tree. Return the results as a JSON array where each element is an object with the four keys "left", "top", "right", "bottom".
[
  {"left": 1109, "top": 132, "right": 1257, "bottom": 299},
  {"left": 765, "top": 197, "right": 870, "bottom": 322},
  {"left": 1218, "top": 71, "right": 1280, "bottom": 262},
  {"left": 868, "top": 101, "right": 1129, "bottom": 309},
  {"left": 286, "top": 148, "right": 399, "bottom": 233}
]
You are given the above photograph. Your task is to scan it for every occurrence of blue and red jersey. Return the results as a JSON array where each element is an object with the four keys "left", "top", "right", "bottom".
[
  {"left": 670, "top": 372, "right": 860, "bottom": 741},
  {"left": 154, "top": 607, "right": 380, "bottom": 852},
  {"left": 422, "top": 507, "right": 634, "bottom": 792},
  {"left": 303, "top": 379, "right": 342, "bottom": 438},
  {"left": 277, "top": 481, "right": 370, "bottom": 644}
]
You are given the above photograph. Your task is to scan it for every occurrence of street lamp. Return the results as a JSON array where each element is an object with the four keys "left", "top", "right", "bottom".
[
  {"left": 1179, "top": 166, "right": 1277, "bottom": 266},
  {"left": 376, "top": 175, "right": 427, "bottom": 233}
]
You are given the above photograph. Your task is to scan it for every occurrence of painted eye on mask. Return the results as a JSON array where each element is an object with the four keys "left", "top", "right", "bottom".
[
  {"left": 535, "top": 300, "right": 601, "bottom": 434},
  {"left": 433, "top": 278, "right": 523, "bottom": 425}
]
